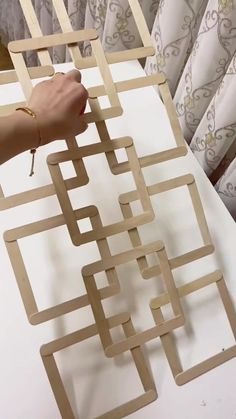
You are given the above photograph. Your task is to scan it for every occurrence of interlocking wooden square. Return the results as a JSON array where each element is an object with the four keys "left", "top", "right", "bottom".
[
  {"left": 40, "top": 313, "right": 157, "bottom": 419},
  {"left": 82, "top": 241, "right": 185, "bottom": 358},
  {"left": 150, "top": 270, "right": 236, "bottom": 385},
  {"left": 47, "top": 137, "right": 154, "bottom": 246}
]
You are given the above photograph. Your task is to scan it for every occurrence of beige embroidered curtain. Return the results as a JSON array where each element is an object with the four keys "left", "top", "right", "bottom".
[{"left": 0, "top": 0, "right": 236, "bottom": 219}]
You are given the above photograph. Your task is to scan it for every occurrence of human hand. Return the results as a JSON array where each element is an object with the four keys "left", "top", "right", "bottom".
[{"left": 28, "top": 69, "right": 88, "bottom": 145}]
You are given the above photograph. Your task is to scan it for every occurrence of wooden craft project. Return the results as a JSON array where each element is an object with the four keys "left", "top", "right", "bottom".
[
  {"left": 47, "top": 137, "right": 154, "bottom": 245},
  {"left": 82, "top": 241, "right": 184, "bottom": 358},
  {"left": 4, "top": 207, "right": 122, "bottom": 325},
  {"left": 119, "top": 174, "right": 214, "bottom": 277},
  {"left": 150, "top": 270, "right": 236, "bottom": 385},
  {"left": 88, "top": 74, "right": 187, "bottom": 178},
  {"left": 40, "top": 313, "right": 157, "bottom": 419},
  {"left": 8, "top": 31, "right": 122, "bottom": 123},
  {"left": 19, "top": 0, "right": 155, "bottom": 69}
]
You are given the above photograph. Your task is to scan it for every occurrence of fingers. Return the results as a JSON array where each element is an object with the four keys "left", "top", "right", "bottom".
[{"left": 65, "top": 69, "right": 82, "bottom": 83}]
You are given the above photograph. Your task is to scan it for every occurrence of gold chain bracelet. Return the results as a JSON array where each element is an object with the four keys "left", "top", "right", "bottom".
[{"left": 15, "top": 106, "right": 42, "bottom": 176}]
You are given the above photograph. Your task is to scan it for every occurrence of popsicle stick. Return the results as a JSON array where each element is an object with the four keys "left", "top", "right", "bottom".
[
  {"left": 0, "top": 65, "right": 54, "bottom": 84},
  {"left": 87, "top": 73, "right": 167, "bottom": 98},
  {"left": 91, "top": 212, "right": 120, "bottom": 289},
  {"left": 143, "top": 245, "right": 214, "bottom": 279},
  {"left": 9, "top": 50, "right": 33, "bottom": 99},
  {"left": 91, "top": 37, "right": 121, "bottom": 109},
  {"left": 41, "top": 354, "right": 74, "bottom": 419},
  {"left": 40, "top": 313, "right": 157, "bottom": 419},
  {"left": 150, "top": 270, "right": 223, "bottom": 310},
  {"left": 75, "top": 46, "right": 155, "bottom": 69},
  {"left": 151, "top": 272, "right": 236, "bottom": 385},
  {"left": 82, "top": 241, "right": 164, "bottom": 277},
  {"left": 8, "top": 30, "right": 98, "bottom": 53},
  {"left": 18, "top": 0, "right": 52, "bottom": 66},
  {"left": 188, "top": 181, "right": 212, "bottom": 245},
  {"left": 0, "top": 177, "right": 81, "bottom": 211},
  {"left": 51, "top": 0, "right": 82, "bottom": 62},
  {"left": 128, "top": 0, "right": 153, "bottom": 47}
]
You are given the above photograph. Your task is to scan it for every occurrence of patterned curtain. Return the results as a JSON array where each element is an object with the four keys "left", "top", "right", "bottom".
[{"left": 0, "top": 0, "right": 236, "bottom": 219}]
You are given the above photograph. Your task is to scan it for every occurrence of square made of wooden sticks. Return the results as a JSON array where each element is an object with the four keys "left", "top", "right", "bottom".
[
  {"left": 8, "top": 30, "right": 122, "bottom": 122},
  {"left": 47, "top": 137, "right": 154, "bottom": 246},
  {"left": 119, "top": 173, "right": 214, "bottom": 279},
  {"left": 40, "top": 314, "right": 157, "bottom": 419},
  {"left": 150, "top": 270, "right": 236, "bottom": 385},
  {"left": 82, "top": 241, "right": 185, "bottom": 358},
  {"left": 3, "top": 207, "right": 123, "bottom": 325},
  {"left": 88, "top": 73, "right": 187, "bottom": 178}
]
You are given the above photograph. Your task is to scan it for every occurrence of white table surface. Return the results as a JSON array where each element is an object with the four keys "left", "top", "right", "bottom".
[{"left": 0, "top": 60, "right": 236, "bottom": 419}]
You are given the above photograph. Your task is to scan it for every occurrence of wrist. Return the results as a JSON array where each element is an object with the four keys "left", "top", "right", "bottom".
[{"left": 12, "top": 110, "right": 40, "bottom": 151}]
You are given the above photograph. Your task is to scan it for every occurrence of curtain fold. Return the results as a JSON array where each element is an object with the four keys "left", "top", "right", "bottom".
[{"left": 0, "top": 0, "right": 236, "bottom": 219}]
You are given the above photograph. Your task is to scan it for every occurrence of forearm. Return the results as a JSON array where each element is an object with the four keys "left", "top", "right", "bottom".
[{"left": 0, "top": 111, "right": 39, "bottom": 165}]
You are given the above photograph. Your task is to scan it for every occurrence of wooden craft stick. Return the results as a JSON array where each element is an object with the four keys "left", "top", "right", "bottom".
[
  {"left": 87, "top": 73, "right": 167, "bottom": 98},
  {"left": 122, "top": 319, "right": 156, "bottom": 393},
  {"left": 8, "top": 30, "right": 98, "bottom": 53},
  {"left": 188, "top": 181, "right": 212, "bottom": 244},
  {"left": 91, "top": 213, "right": 120, "bottom": 289},
  {"left": 105, "top": 315, "right": 184, "bottom": 358},
  {"left": 90, "top": 37, "right": 121, "bottom": 109},
  {"left": 65, "top": 137, "right": 89, "bottom": 182},
  {"left": 151, "top": 307, "right": 184, "bottom": 377},
  {"left": 150, "top": 270, "right": 223, "bottom": 309},
  {"left": 18, "top": 0, "right": 52, "bottom": 66},
  {"left": 82, "top": 241, "right": 164, "bottom": 276},
  {"left": 51, "top": 0, "right": 82, "bottom": 62},
  {"left": 41, "top": 313, "right": 130, "bottom": 355},
  {"left": 4, "top": 206, "right": 97, "bottom": 242},
  {"left": 175, "top": 345, "right": 236, "bottom": 386},
  {"left": 128, "top": 0, "right": 153, "bottom": 47},
  {"left": 120, "top": 202, "right": 149, "bottom": 272},
  {"left": 40, "top": 313, "right": 157, "bottom": 419},
  {"left": 151, "top": 272, "right": 236, "bottom": 385},
  {"left": 41, "top": 354, "right": 74, "bottom": 419},
  {"left": 119, "top": 174, "right": 194, "bottom": 205},
  {"left": 0, "top": 177, "right": 81, "bottom": 211},
  {"left": 143, "top": 245, "right": 215, "bottom": 279},
  {"left": 9, "top": 50, "right": 34, "bottom": 99},
  {"left": 75, "top": 46, "right": 155, "bottom": 69},
  {"left": 0, "top": 65, "right": 54, "bottom": 84},
  {"left": 216, "top": 278, "right": 236, "bottom": 339}
]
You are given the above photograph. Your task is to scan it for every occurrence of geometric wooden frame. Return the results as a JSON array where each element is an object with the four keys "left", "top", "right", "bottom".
[
  {"left": 82, "top": 241, "right": 185, "bottom": 358},
  {"left": 40, "top": 313, "right": 157, "bottom": 419},
  {"left": 8, "top": 30, "right": 123, "bottom": 123},
  {"left": 47, "top": 137, "right": 155, "bottom": 246},
  {"left": 119, "top": 174, "right": 214, "bottom": 278},
  {"left": 19, "top": 0, "right": 155, "bottom": 70},
  {"left": 3, "top": 206, "right": 122, "bottom": 325},
  {"left": 150, "top": 270, "right": 236, "bottom": 385}
]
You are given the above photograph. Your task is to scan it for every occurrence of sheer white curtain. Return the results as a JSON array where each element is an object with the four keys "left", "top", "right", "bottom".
[{"left": 0, "top": 0, "right": 236, "bottom": 219}]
